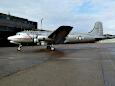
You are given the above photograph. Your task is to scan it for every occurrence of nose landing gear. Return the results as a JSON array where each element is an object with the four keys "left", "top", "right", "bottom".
[{"left": 17, "top": 44, "right": 22, "bottom": 51}]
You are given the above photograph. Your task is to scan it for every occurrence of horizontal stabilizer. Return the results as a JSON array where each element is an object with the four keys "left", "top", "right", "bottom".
[{"left": 48, "top": 26, "right": 73, "bottom": 44}]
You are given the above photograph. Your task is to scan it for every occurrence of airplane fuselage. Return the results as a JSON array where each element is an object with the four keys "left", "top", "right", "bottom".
[
  {"left": 8, "top": 31, "right": 105, "bottom": 45},
  {"left": 65, "top": 33, "right": 96, "bottom": 43}
]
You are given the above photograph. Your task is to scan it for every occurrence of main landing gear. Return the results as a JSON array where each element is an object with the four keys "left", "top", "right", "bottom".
[{"left": 47, "top": 45, "right": 55, "bottom": 51}]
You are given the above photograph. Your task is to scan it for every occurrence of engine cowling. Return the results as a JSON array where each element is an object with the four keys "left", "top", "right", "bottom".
[
  {"left": 33, "top": 38, "right": 47, "bottom": 46},
  {"left": 40, "top": 41, "right": 47, "bottom": 46}
]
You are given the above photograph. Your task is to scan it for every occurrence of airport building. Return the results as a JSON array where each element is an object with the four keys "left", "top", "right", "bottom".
[{"left": 0, "top": 13, "right": 37, "bottom": 45}]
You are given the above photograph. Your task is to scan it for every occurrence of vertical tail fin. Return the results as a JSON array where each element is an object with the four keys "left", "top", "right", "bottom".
[{"left": 89, "top": 22, "right": 103, "bottom": 36}]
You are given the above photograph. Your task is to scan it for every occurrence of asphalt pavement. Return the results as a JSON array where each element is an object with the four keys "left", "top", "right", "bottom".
[{"left": 0, "top": 43, "right": 115, "bottom": 86}]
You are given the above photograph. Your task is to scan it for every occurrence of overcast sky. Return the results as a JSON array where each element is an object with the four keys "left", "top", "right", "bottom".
[{"left": 0, "top": 0, "right": 115, "bottom": 34}]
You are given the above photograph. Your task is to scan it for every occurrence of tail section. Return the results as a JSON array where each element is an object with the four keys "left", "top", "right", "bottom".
[
  {"left": 48, "top": 26, "right": 73, "bottom": 44},
  {"left": 89, "top": 22, "right": 103, "bottom": 36}
]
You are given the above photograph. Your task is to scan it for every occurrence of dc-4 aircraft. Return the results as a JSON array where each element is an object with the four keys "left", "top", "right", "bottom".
[
  {"left": 8, "top": 26, "right": 73, "bottom": 51},
  {"left": 7, "top": 22, "right": 106, "bottom": 51}
]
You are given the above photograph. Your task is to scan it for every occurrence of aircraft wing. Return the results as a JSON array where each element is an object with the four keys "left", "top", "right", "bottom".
[{"left": 48, "top": 26, "right": 73, "bottom": 44}]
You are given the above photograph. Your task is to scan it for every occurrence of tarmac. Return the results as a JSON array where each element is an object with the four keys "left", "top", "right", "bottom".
[{"left": 0, "top": 43, "right": 115, "bottom": 86}]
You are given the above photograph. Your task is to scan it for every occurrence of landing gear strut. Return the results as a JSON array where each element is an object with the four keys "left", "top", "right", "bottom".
[
  {"left": 17, "top": 44, "right": 22, "bottom": 51},
  {"left": 47, "top": 45, "right": 55, "bottom": 51}
]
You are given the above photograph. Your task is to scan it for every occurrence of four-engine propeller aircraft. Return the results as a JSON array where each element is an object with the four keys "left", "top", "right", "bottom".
[
  {"left": 7, "top": 21, "right": 106, "bottom": 51},
  {"left": 8, "top": 26, "right": 73, "bottom": 51}
]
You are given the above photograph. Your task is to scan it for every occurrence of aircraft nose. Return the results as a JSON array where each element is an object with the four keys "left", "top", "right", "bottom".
[{"left": 7, "top": 36, "right": 13, "bottom": 41}]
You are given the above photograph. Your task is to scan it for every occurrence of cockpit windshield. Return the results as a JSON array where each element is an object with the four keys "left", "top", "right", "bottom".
[{"left": 16, "top": 32, "right": 26, "bottom": 36}]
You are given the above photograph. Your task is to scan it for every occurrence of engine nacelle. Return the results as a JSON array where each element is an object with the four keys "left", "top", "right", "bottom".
[
  {"left": 40, "top": 41, "right": 47, "bottom": 46},
  {"left": 34, "top": 38, "right": 47, "bottom": 46}
]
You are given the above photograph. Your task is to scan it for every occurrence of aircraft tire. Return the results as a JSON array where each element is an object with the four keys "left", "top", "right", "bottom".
[
  {"left": 51, "top": 47, "right": 55, "bottom": 51},
  {"left": 17, "top": 47, "right": 21, "bottom": 51}
]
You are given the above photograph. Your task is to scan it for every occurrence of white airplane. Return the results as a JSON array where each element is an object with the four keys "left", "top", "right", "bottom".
[
  {"left": 7, "top": 26, "right": 73, "bottom": 51},
  {"left": 7, "top": 22, "right": 106, "bottom": 51}
]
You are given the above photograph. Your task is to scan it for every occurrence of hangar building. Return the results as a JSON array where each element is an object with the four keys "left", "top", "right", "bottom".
[{"left": 0, "top": 13, "right": 37, "bottom": 46}]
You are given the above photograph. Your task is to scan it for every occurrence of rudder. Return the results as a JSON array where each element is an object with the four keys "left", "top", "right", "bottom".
[{"left": 89, "top": 22, "right": 103, "bottom": 36}]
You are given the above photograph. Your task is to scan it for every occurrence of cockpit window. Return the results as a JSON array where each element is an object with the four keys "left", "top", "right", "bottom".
[
  {"left": 16, "top": 33, "right": 24, "bottom": 35},
  {"left": 16, "top": 33, "right": 20, "bottom": 35}
]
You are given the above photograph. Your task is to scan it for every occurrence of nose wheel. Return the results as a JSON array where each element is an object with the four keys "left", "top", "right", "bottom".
[{"left": 17, "top": 44, "right": 22, "bottom": 51}]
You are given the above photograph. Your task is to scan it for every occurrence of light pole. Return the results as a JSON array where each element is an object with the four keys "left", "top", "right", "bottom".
[{"left": 41, "top": 18, "right": 43, "bottom": 30}]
